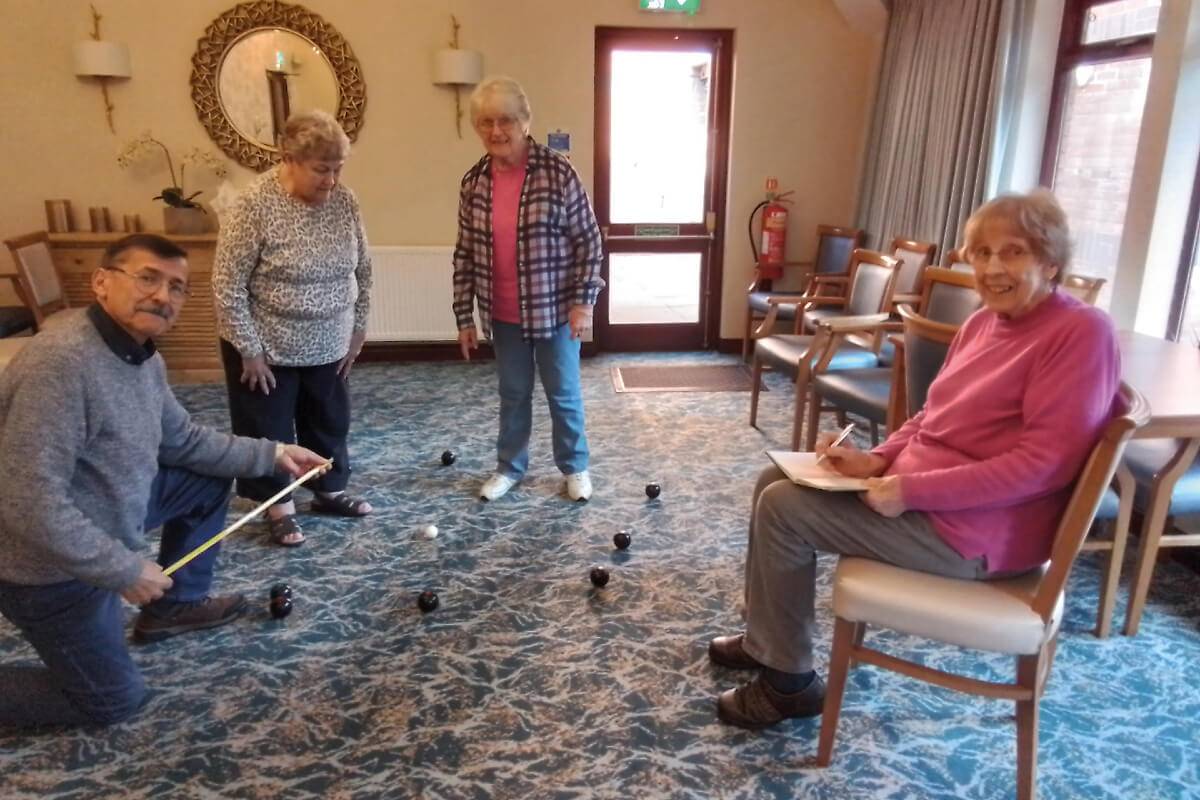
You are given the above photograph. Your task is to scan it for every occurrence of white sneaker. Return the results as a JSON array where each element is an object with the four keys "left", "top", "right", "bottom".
[
  {"left": 479, "top": 473, "right": 518, "bottom": 501},
  {"left": 565, "top": 470, "right": 593, "bottom": 502}
]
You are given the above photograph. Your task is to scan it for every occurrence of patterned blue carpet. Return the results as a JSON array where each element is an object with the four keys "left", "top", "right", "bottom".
[{"left": 1, "top": 353, "right": 1198, "bottom": 799}]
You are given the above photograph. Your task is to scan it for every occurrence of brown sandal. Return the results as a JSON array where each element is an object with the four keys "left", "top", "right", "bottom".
[{"left": 268, "top": 514, "right": 305, "bottom": 547}]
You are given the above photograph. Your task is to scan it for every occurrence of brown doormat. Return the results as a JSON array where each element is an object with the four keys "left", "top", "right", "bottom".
[{"left": 611, "top": 364, "right": 763, "bottom": 393}]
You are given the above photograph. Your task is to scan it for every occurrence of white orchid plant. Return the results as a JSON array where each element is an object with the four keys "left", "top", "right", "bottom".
[{"left": 117, "top": 132, "right": 229, "bottom": 210}]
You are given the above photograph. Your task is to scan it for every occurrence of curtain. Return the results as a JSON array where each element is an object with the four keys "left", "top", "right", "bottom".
[{"left": 855, "top": 0, "right": 1020, "bottom": 260}]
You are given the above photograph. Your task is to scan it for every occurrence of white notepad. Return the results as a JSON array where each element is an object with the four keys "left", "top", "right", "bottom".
[{"left": 766, "top": 450, "right": 870, "bottom": 492}]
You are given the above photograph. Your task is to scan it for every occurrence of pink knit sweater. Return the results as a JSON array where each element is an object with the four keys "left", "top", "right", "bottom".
[{"left": 872, "top": 290, "right": 1121, "bottom": 573}]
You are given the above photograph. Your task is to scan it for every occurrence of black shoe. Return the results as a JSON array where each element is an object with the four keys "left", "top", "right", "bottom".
[{"left": 133, "top": 594, "right": 247, "bottom": 643}]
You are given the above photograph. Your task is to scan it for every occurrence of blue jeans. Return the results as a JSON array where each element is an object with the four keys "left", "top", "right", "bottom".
[
  {"left": 0, "top": 466, "right": 232, "bottom": 728},
  {"left": 491, "top": 321, "right": 589, "bottom": 478}
]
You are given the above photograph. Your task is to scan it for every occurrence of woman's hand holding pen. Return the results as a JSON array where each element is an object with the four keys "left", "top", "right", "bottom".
[{"left": 814, "top": 431, "right": 887, "bottom": 479}]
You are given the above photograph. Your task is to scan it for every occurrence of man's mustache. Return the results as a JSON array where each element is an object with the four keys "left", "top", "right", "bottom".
[{"left": 136, "top": 304, "right": 173, "bottom": 320}]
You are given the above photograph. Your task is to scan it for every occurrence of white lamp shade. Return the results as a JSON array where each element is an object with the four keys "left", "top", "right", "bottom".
[
  {"left": 73, "top": 41, "right": 131, "bottom": 78},
  {"left": 433, "top": 48, "right": 482, "bottom": 85}
]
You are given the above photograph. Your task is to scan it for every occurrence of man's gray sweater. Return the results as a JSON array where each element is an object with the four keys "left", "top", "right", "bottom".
[{"left": 0, "top": 309, "right": 276, "bottom": 591}]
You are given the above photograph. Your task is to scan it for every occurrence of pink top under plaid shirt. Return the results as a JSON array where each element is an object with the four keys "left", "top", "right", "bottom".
[{"left": 452, "top": 138, "right": 605, "bottom": 341}]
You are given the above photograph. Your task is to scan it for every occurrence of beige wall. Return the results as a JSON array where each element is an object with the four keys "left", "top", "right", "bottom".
[{"left": 0, "top": 0, "right": 880, "bottom": 340}]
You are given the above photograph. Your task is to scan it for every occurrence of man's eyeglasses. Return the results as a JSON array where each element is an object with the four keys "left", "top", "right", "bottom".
[
  {"left": 475, "top": 115, "right": 519, "bottom": 132},
  {"left": 966, "top": 244, "right": 1032, "bottom": 266},
  {"left": 103, "top": 267, "right": 191, "bottom": 301}
]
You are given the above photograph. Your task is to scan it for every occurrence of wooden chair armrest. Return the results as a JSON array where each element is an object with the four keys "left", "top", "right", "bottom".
[
  {"left": 818, "top": 313, "right": 890, "bottom": 332},
  {"left": 891, "top": 292, "right": 922, "bottom": 306}
]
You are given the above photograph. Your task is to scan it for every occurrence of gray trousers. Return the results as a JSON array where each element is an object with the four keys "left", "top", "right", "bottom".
[{"left": 742, "top": 466, "right": 987, "bottom": 674}]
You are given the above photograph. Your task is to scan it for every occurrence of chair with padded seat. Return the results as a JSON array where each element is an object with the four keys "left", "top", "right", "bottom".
[
  {"left": 1086, "top": 437, "right": 1200, "bottom": 637},
  {"left": 803, "top": 268, "right": 980, "bottom": 449},
  {"left": 817, "top": 383, "right": 1149, "bottom": 800},
  {"left": 1060, "top": 274, "right": 1105, "bottom": 306},
  {"left": 742, "top": 225, "right": 864, "bottom": 359},
  {"left": 749, "top": 248, "right": 899, "bottom": 450},
  {"left": 3, "top": 231, "right": 82, "bottom": 333},
  {"left": 886, "top": 237, "right": 938, "bottom": 311}
]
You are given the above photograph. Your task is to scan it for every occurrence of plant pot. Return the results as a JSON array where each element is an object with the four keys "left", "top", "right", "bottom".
[{"left": 163, "top": 206, "right": 210, "bottom": 235}]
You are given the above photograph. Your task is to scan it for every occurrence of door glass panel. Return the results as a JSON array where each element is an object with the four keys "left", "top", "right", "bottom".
[
  {"left": 609, "top": 49, "right": 711, "bottom": 224},
  {"left": 609, "top": 253, "right": 701, "bottom": 324},
  {"left": 1081, "top": 0, "right": 1160, "bottom": 44},
  {"left": 1051, "top": 57, "right": 1152, "bottom": 309}
]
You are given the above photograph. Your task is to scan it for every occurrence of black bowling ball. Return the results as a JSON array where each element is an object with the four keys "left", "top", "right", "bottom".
[
  {"left": 269, "top": 596, "right": 293, "bottom": 619},
  {"left": 589, "top": 566, "right": 610, "bottom": 588},
  {"left": 441, "top": 450, "right": 457, "bottom": 466},
  {"left": 613, "top": 531, "right": 632, "bottom": 550},
  {"left": 645, "top": 482, "right": 662, "bottom": 500},
  {"left": 417, "top": 590, "right": 439, "bottom": 613}
]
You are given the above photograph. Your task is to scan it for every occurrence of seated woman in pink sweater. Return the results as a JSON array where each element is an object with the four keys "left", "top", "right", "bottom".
[{"left": 710, "top": 190, "right": 1121, "bottom": 730}]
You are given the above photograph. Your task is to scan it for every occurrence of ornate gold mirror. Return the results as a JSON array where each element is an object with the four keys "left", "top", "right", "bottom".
[{"left": 191, "top": 1, "right": 366, "bottom": 171}]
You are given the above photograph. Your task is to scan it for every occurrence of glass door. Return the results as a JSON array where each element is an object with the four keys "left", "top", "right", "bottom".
[{"left": 593, "top": 27, "right": 732, "bottom": 351}]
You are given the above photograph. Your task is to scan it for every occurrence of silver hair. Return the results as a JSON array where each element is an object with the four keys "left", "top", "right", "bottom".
[
  {"left": 468, "top": 76, "right": 533, "bottom": 129},
  {"left": 963, "top": 189, "right": 1072, "bottom": 283},
  {"left": 279, "top": 109, "right": 351, "bottom": 162}
]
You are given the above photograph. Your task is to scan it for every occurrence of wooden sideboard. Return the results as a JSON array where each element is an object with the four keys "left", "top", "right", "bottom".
[{"left": 48, "top": 232, "right": 223, "bottom": 383}]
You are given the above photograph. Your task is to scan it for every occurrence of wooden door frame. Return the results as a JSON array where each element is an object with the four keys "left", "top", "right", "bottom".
[{"left": 592, "top": 25, "right": 734, "bottom": 351}]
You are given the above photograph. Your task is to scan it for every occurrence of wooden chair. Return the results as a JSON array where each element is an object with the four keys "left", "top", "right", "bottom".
[
  {"left": 3, "top": 232, "right": 76, "bottom": 331},
  {"left": 886, "top": 237, "right": 938, "bottom": 309},
  {"left": 1061, "top": 274, "right": 1105, "bottom": 305},
  {"left": 943, "top": 247, "right": 972, "bottom": 272},
  {"left": 749, "top": 249, "right": 899, "bottom": 450},
  {"left": 742, "top": 225, "right": 864, "bottom": 359},
  {"left": 803, "top": 268, "right": 979, "bottom": 449},
  {"left": 817, "top": 383, "right": 1150, "bottom": 800}
]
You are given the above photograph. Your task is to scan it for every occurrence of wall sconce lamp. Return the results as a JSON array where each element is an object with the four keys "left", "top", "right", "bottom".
[
  {"left": 73, "top": 5, "right": 131, "bottom": 135},
  {"left": 432, "top": 16, "right": 483, "bottom": 139}
]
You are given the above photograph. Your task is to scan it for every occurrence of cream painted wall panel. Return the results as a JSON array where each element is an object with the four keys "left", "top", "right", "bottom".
[{"left": 0, "top": 0, "right": 879, "bottom": 339}]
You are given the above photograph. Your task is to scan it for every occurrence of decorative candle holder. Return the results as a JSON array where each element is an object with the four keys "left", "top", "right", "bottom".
[{"left": 45, "top": 199, "right": 75, "bottom": 233}]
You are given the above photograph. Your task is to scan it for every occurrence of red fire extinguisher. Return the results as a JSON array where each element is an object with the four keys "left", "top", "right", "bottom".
[{"left": 749, "top": 177, "right": 794, "bottom": 282}]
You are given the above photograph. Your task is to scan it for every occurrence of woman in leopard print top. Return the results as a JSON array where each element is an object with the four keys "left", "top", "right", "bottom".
[{"left": 213, "top": 110, "right": 373, "bottom": 546}]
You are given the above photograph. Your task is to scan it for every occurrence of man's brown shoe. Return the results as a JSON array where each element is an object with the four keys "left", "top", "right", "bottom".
[
  {"left": 133, "top": 594, "right": 247, "bottom": 643},
  {"left": 708, "top": 633, "right": 762, "bottom": 670},
  {"left": 716, "top": 673, "right": 825, "bottom": 730}
]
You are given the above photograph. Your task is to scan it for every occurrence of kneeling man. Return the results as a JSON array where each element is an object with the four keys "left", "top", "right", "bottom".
[{"left": 0, "top": 234, "right": 326, "bottom": 728}]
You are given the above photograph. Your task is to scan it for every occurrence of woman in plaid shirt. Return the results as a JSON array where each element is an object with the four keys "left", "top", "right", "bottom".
[{"left": 453, "top": 77, "right": 605, "bottom": 503}]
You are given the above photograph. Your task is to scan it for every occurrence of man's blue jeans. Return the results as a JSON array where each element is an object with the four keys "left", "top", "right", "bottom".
[
  {"left": 0, "top": 466, "right": 232, "bottom": 728},
  {"left": 491, "top": 321, "right": 589, "bottom": 479}
]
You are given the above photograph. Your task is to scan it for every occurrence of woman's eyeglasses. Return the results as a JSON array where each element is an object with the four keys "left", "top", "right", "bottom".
[
  {"left": 966, "top": 244, "right": 1032, "bottom": 265},
  {"left": 104, "top": 267, "right": 191, "bottom": 301},
  {"left": 475, "top": 115, "right": 519, "bottom": 132}
]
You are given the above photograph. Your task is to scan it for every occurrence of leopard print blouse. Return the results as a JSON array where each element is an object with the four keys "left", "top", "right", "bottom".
[{"left": 213, "top": 168, "right": 372, "bottom": 367}]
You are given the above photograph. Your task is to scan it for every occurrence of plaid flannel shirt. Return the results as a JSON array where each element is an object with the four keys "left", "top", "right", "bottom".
[{"left": 452, "top": 139, "right": 605, "bottom": 341}]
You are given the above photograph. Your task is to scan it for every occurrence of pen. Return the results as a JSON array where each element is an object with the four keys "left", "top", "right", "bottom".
[{"left": 815, "top": 423, "right": 855, "bottom": 466}]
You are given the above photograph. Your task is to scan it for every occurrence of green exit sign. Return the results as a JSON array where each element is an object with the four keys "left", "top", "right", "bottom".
[{"left": 640, "top": 0, "right": 701, "bottom": 14}]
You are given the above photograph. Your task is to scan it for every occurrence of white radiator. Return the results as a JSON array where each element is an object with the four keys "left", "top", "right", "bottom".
[{"left": 365, "top": 246, "right": 467, "bottom": 342}]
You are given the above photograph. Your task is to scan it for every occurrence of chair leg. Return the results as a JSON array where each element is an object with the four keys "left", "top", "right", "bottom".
[
  {"left": 742, "top": 310, "right": 755, "bottom": 362},
  {"left": 1096, "top": 471, "right": 1133, "bottom": 638},
  {"left": 817, "top": 616, "right": 856, "bottom": 767},
  {"left": 791, "top": 364, "right": 813, "bottom": 451},
  {"left": 1124, "top": 491, "right": 1172, "bottom": 637},
  {"left": 1015, "top": 651, "right": 1045, "bottom": 800},
  {"left": 805, "top": 388, "right": 823, "bottom": 451},
  {"left": 749, "top": 355, "right": 764, "bottom": 429},
  {"left": 848, "top": 620, "right": 866, "bottom": 670}
]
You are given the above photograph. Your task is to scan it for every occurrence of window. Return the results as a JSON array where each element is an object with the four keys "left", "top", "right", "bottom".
[
  {"left": 1167, "top": 157, "right": 1200, "bottom": 344},
  {"left": 1040, "top": 0, "right": 1162, "bottom": 310}
]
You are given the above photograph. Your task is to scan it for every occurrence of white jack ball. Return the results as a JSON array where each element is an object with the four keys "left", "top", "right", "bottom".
[{"left": 420, "top": 524, "right": 439, "bottom": 540}]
